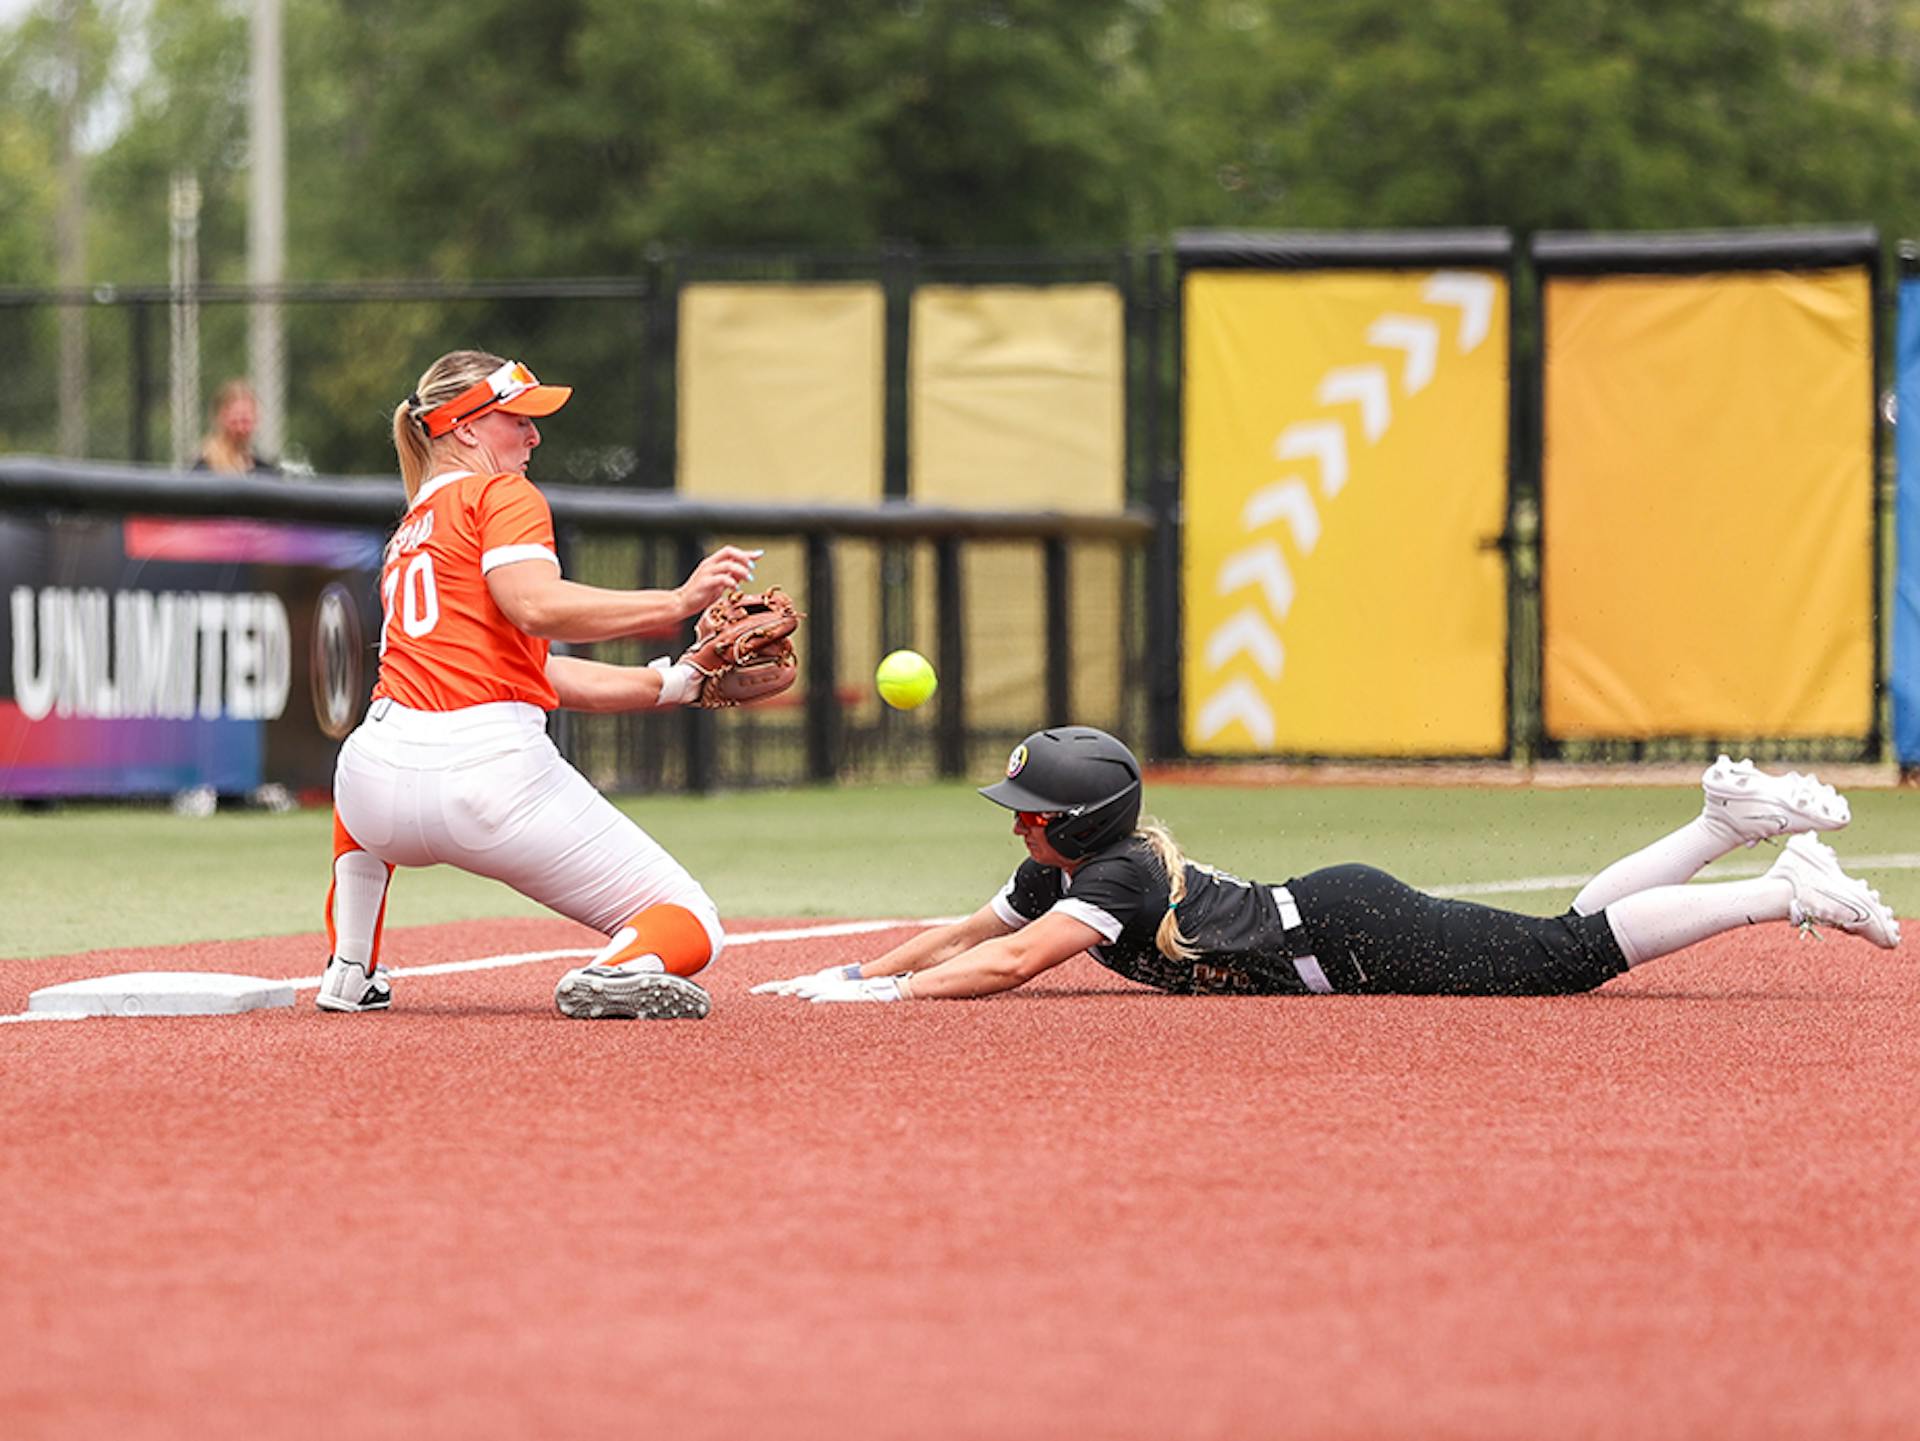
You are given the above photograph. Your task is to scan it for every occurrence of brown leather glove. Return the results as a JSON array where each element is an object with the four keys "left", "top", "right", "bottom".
[{"left": 678, "top": 587, "right": 803, "bottom": 708}]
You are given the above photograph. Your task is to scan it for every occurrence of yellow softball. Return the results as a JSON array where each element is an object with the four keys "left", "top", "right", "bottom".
[{"left": 875, "top": 649, "right": 938, "bottom": 710}]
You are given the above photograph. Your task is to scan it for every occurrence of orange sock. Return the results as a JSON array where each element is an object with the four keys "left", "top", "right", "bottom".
[{"left": 591, "top": 903, "right": 715, "bottom": 977}]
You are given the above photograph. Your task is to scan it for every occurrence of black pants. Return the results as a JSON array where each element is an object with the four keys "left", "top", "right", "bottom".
[{"left": 1285, "top": 864, "right": 1628, "bottom": 996}]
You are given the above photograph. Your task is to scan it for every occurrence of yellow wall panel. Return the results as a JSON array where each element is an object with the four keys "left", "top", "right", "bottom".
[
  {"left": 677, "top": 284, "right": 886, "bottom": 732},
  {"left": 1541, "top": 271, "right": 1873, "bottom": 738},
  {"left": 1181, "top": 270, "right": 1510, "bottom": 755},
  {"left": 912, "top": 285, "right": 1126, "bottom": 727},
  {"left": 911, "top": 285, "right": 1124, "bottom": 510},
  {"left": 678, "top": 283, "right": 884, "bottom": 501}
]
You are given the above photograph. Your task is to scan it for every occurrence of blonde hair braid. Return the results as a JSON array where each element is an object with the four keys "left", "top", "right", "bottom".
[{"left": 1137, "top": 817, "right": 1202, "bottom": 963}]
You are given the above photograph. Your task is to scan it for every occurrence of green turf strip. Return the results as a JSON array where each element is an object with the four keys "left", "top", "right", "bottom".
[{"left": 2, "top": 781, "right": 1916, "bottom": 959}]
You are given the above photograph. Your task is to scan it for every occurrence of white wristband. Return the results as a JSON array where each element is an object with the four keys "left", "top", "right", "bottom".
[{"left": 648, "top": 657, "right": 700, "bottom": 707}]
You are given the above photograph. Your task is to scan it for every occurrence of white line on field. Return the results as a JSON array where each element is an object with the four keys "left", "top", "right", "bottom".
[
  {"left": 11, "top": 854, "right": 1920, "bottom": 1023},
  {"left": 1428, "top": 852, "right": 1920, "bottom": 899},
  {"left": 0, "top": 915, "right": 964, "bottom": 1022},
  {"left": 284, "top": 915, "right": 969, "bottom": 990}
]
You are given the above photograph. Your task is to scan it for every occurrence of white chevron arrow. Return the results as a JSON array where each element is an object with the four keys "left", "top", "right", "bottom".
[
  {"left": 1205, "top": 608, "right": 1285, "bottom": 678},
  {"left": 1274, "top": 420, "right": 1348, "bottom": 497},
  {"left": 1241, "top": 478, "right": 1320, "bottom": 552},
  {"left": 1424, "top": 272, "right": 1495, "bottom": 352},
  {"left": 1367, "top": 315, "right": 1438, "bottom": 394},
  {"left": 1195, "top": 679, "right": 1276, "bottom": 748},
  {"left": 1216, "top": 540, "right": 1294, "bottom": 618},
  {"left": 1316, "top": 365, "right": 1391, "bottom": 442}
]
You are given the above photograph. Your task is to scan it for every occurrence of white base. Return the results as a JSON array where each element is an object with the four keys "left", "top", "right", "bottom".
[{"left": 28, "top": 971, "right": 296, "bottom": 1017}]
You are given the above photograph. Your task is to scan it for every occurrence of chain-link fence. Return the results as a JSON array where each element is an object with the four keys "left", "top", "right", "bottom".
[
  {"left": 0, "top": 247, "right": 1165, "bottom": 495},
  {"left": 0, "top": 278, "right": 664, "bottom": 482}
]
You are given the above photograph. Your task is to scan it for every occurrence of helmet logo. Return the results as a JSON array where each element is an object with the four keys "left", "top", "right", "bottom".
[{"left": 1006, "top": 743, "right": 1028, "bottom": 778}]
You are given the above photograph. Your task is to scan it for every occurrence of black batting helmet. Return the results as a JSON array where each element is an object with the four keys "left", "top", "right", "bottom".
[{"left": 978, "top": 726, "right": 1143, "bottom": 861}]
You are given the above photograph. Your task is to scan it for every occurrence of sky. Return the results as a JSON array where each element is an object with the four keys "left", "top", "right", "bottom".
[{"left": 5, "top": 0, "right": 159, "bottom": 153}]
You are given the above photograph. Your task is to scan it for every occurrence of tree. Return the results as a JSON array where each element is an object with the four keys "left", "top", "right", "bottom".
[
  {"left": 1142, "top": 0, "right": 1920, "bottom": 237},
  {"left": 10, "top": 0, "right": 1920, "bottom": 467},
  {"left": 275, "top": 0, "right": 1171, "bottom": 266}
]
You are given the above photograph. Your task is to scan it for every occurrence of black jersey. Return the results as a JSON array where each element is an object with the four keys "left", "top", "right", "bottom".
[
  {"left": 990, "top": 836, "right": 1310, "bottom": 994},
  {"left": 990, "top": 839, "right": 1629, "bottom": 998}
]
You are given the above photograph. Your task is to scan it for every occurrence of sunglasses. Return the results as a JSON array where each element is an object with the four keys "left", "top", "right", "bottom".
[{"left": 1016, "top": 811, "right": 1060, "bottom": 829}]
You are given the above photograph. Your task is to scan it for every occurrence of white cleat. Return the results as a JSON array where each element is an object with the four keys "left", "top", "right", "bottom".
[
  {"left": 315, "top": 956, "right": 392, "bottom": 1012},
  {"left": 1701, "top": 754, "right": 1849, "bottom": 847},
  {"left": 554, "top": 964, "right": 711, "bottom": 1020},
  {"left": 1767, "top": 834, "right": 1900, "bottom": 949}
]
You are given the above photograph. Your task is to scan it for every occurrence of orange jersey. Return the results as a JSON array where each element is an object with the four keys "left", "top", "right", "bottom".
[{"left": 370, "top": 469, "right": 561, "bottom": 712}]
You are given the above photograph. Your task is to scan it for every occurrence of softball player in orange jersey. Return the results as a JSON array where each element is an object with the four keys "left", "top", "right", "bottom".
[{"left": 320, "top": 350, "right": 756, "bottom": 1020}]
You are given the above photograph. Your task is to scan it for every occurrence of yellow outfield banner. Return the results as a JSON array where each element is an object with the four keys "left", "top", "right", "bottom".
[
  {"left": 1182, "top": 270, "right": 1510, "bottom": 755},
  {"left": 678, "top": 283, "right": 885, "bottom": 500},
  {"left": 1541, "top": 270, "right": 1873, "bottom": 739},
  {"left": 911, "top": 284, "right": 1124, "bottom": 511},
  {"left": 912, "top": 284, "right": 1127, "bottom": 730},
  {"left": 677, "top": 283, "right": 886, "bottom": 722}
]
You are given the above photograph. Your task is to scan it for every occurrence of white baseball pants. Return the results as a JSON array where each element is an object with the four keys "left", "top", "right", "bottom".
[{"left": 330, "top": 699, "right": 723, "bottom": 959}]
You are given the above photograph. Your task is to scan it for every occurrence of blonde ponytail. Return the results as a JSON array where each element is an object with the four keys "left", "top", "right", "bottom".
[
  {"left": 393, "top": 400, "right": 433, "bottom": 498},
  {"left": 1138, "top": 817, "right": 1201, "bottom": 963},
  {"left": 392, "top": 349, "right": 508, "bottom": 501}
]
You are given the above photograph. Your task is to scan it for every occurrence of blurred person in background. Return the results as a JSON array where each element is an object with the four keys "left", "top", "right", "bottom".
[
  {"left": 755, "top": 727, "right": 1900, "bottom": 1003},
  {"left": 172, "top": 378, "right": 286, "bottom": 816},
  {"left": 192, "top": 379, "right": 280, "bottom": 474},
  {"left": 320, "top": 349, "right": 764, "bottom": 1021}
]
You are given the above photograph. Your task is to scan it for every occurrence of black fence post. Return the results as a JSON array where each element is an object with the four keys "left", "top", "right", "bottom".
[
  {"left": 1146, "top": 463, "right": 1183, "bottom": 760},
  {"left": 880, "top": 244, "right": 917, "bottom": 661},
  {"left": 637, "top": 535, "right": 674, "bottom": 789},
  {"left": 880, "top": 542, "right": 913, "bottom": 657},
  {"left": 548, "top": 525, "right": 577, "bottom": 758},
  {"left": 645, "top": 247, "right": 678, "bottom": 490},
  {"left": 1144, "top": 247, "right": 1184, "bottom": 759},
  {"left": 882, "top": 243, "right": 914, "bottom": 503},
  {"left": 1043, "top": 537, "right": 1071, "bottom": 725},
  {"left": 128, "top": 301, "right": 152, "bottom": 462},
  {"left": 805, "top": 532, "right": 841, "bottom": 782},
  {"left": 678, "top": 531, "right": 717, "bottom": 793},
  {"left": 935, "top": 534, "right": 966, "bottom": 777}
]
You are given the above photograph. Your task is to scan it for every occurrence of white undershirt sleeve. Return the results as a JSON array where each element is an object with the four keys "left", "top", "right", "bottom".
[
  {"left": 1052, "top": 898, "right": 1123, "bottom": 943},
  {"left": 481, "top": 544, "right": 560, "bottom": 574}
]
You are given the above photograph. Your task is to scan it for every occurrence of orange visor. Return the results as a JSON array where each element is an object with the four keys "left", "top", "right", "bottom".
[{"left": 418, "top": 360, "right": 572, "bottom": 438}]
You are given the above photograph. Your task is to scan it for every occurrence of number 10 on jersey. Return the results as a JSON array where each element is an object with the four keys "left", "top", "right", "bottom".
[{"left": 380, "top": 553, "right": 441, "bottom": 655}]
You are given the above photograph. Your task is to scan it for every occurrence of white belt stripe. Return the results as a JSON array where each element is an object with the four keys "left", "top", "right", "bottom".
[
  {"left": 1270, "top": 886, "right": 1330, "bottom": 994},
  {"left": 1292, "top": 954, "right": 1333, "bottom": 995}
]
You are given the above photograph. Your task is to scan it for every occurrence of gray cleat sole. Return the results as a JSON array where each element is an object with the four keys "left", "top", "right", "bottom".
[{"left": 555, "top": 969, "right": 711, "bottom": 1020}]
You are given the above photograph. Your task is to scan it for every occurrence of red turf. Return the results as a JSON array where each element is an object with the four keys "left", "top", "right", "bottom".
[{"left": 2, "top": 918, "right": 1916, "bottom": 1439}]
